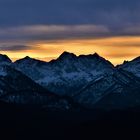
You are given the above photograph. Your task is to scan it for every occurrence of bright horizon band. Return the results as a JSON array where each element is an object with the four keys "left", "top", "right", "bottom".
[{"left": 0, "top": 36, "right": 140, "bottom": 65}]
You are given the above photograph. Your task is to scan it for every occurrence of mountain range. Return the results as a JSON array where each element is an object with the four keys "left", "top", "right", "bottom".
[{"left": 0, "top": 52, "right": 140, "bottom": 111}]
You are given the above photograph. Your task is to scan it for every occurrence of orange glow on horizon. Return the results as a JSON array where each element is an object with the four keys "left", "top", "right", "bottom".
[{"left": 1, "top": 36, "right": 140, "bottom": 65}]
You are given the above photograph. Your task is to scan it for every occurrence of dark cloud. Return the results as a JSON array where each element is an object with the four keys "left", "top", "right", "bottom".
[
  {"left": 0, "top": 45, "right": 31, "bottom": 51},
  {"left": 0, "top": 0, "right": 139, "bottom": 43},
  {"left": 0, "top": 25, "right": 111, "bottom": 41},
  {"left": 0, "top": 25, "right": 140, "bottom": 42}
]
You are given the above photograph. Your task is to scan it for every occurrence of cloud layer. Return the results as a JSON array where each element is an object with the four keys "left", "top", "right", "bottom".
[
  {"left": 0, "top": 0, "right": 140, "bottom": 28},
  {"left": 0, "top": 25, "right": 110, "bottom": 42},
  {"left": 0, "top": 24, "right": 140, "bottom": 42},
  {"left": 0, "top": 45, "right": 31, "bottom": 51}
]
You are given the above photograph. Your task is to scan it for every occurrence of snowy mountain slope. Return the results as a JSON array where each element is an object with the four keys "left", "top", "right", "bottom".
[
  {"left": 14, "top": 52, "right": 114, "bottom": 96},
  {"left": 0, "top": 62, "right": 73, "bottom": 110},
  {"left": 2, "top": 52, "right": 140, "bottom": 110},
  {"left": 73, "top": 68, "right": 140, "bottom": 109},
  {"left": 93, "top": 69, "right": 140, "bottom": 110},
  {"left": 73, "top": 74, "right": 118, "bottom": 108},
  {"left": 118, "top": 57, "right": 140, "bottom": 77},
  {"left": 0, "top": 64, "right": 48, "bottom": 101}
]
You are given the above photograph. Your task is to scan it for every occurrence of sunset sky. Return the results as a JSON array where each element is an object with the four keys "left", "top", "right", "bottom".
[{"left": 0, "top": 0, "right": 140, "bottom": 65}]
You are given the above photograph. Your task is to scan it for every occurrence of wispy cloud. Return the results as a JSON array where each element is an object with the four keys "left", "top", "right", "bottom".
[
  {"left": 1, "top": 24, "right": 140, "bottom": 43},
  {"left": 0, "top": 45, "right": 32, "bottom": 51},
  {"left": 0, "top": 25, "right": 110, "bottom": 42}
]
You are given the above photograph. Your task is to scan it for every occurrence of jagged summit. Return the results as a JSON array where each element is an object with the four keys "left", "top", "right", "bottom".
[
  {"left": 123, "top": 60, "right": 129, "bottom": 64},
  {"left": 58, "top": 51, "right": 77, "bottom": 60},
  {"left": 118, "top": 56, "right": 140, "bottom": 78},
  {"left": 118, "top": 56, "right": 140, "bottom": 68},
  {"left": 15, "top": 56, "right": 47, "bottom": 63},
  {"left": 14, "top": 56, "right": 32, "bottom": 63},
  {"left": 59, "top": 52, "right": 101, "bottom": 59},
  {"left": 0, "top": 54, "right": 12, "bottom": 64},
  {"left": 57, "top": 52, "right": 114, "bottom": 67},
  {"left": 17, "top": 56, "right": 33, "bottom": 61},
  {"left": 24, "top": 56, "right": 31, "bottom": 59},
  {"left": 14, "top": 56, "right": 36, "bottom": 66},
  {"left": 79, "top": 52, "right": 100, "bottom": 58},
  {"left": 15, "top": 56, "right": 39, "bottom": 63},
  {"left": 92, "top": 52, "right": 100, "bottom": 58},
  {"left": 14, "top": 56, "right": 48, "bottom": 68},
  {"left": 79, "top": 52, "right": 106, "bottom": 61},
  {"left": 118, "top": 56, "right": 140, "bottom": 67}
]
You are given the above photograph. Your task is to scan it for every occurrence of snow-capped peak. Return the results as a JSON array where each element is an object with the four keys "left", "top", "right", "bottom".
[
  {"left": 13, "top": 51, "right": 115, "bottom": 96},
  {"left": 15, "top": 56, "right": 33, "bottom": 63}
]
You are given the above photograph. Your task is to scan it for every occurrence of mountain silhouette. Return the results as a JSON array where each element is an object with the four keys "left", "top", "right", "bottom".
[{"left": 0, "top": 52, "right": 140, "bottom": 110}]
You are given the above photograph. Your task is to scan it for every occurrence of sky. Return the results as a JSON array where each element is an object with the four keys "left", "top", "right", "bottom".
[{"left": 0, "top": 0, "right": 140, "bottom": 65}]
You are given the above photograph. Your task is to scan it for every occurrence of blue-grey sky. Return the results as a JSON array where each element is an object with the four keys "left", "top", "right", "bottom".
[{"left": 0, "top": 0, "right": 139, "bottom": 27}]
